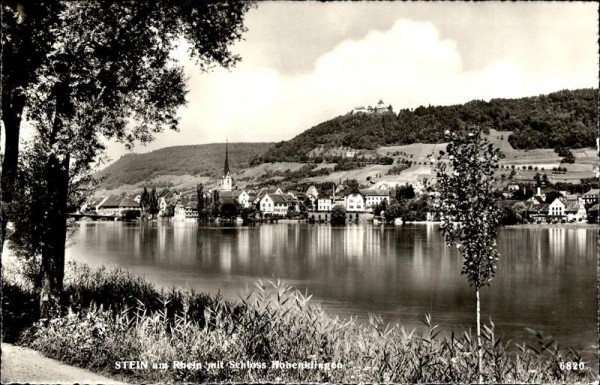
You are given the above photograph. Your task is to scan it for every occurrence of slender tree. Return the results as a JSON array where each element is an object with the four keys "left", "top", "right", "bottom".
[
  {"left": 5, "top": 1, "right": 253, "bottom": 318},
  {"left": 140, "top": 187, "right": 149, "bottom": 214},
  {"left": 196, "top": 183, "right": 204, "bottom": 219},
  {"left": 148, "top": 187, "right": 159, "bottom": 219},
  {"left": 435, "top": 127, "right": 502, "bottom": 383}
]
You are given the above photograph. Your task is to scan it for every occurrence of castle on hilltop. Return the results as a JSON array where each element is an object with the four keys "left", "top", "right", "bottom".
[{"left": 351, "top": 100, "right": 393, "bottom": 114}]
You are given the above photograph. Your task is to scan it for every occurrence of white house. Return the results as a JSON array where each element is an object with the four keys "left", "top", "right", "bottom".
[
  {"left": 344, "top": 193, "right": 365, "bottom": 212},
  {"left": 236, "top": 190, "right": 250, "bottom": 208},
  {"left": 361, "top": 189, "right": 389, "bottom": 208},
  {"left": 317, "top": 198, "right": 333, "bottom": 212},
  {"left": 548, "top": 197, "right": 565, "bottom": 217},
  {"left": 260, "top": 193, "right": 293, "bottom": 216}
]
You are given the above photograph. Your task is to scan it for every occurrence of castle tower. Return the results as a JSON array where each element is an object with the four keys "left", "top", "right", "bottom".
[{"left": 220, "top": 140, "right": 234, "bottom": 191}]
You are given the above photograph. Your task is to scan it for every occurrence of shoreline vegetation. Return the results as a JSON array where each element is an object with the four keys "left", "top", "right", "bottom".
[{"left": 2, "top": 262, "right": 595, "bottom": 383}]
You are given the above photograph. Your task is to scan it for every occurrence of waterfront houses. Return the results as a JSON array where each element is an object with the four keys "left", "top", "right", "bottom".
[
  {"left": 81, "top": 141, "right": 597, "bottom": 224},
  {"left": 501, "top": 186, "right": 591, "bottom": 223},
  {"left": 260, "top": 193, "right": 295, "bottom": 215}
]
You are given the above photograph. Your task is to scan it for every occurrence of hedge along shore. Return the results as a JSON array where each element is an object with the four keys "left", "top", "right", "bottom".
[{"left": 1, "top": 261, "right": 596, "bottom": 383}]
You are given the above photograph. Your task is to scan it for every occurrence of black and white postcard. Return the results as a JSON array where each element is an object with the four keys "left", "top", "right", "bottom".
[{"left": 1, "top": 1, "right": 598, "bottom": 384}]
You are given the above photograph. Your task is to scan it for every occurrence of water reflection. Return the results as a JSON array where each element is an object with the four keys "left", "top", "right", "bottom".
[{"left": 66, "top": 222, "right": 597, "bottom": 361}]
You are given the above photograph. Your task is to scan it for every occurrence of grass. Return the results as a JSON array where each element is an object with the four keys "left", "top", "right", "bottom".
[{"left": 2, "top": 262, "right": 597, "bottom": 383}]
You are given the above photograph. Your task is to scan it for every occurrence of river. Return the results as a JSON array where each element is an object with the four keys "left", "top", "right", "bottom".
[{"left": 65, "top": 221, "right": 597, "bottom": 362}]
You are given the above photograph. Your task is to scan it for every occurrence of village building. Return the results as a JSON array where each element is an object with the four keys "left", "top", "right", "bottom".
[
  {"left": 548, "top": 197, "right": 565, "bottom": 218},
  {"left": 361, "top": 189, "right": 389, "bottom": 208},
  {"left": 333, "top": 196, "right": 345, "bottom": 208},
  {"left": 80, "top": 196, "right": 107, "bottom": 213},
  {"left": 564, "top": 200, "right": 587, "bottom": 222},
  {"left": 527, "top": 202, "right": 550, "bottom": 222},
  {"left": 260, "top": 193, "right": 294, "bottom": 216},
  {"left": 533, "top": 186, "right": 546, "bottom": 202},
  {"left": 254, "top": 187, "right": 284, "bottom": 205},
  {"left": 528, "top": 195, "right": 544, "bottom": 204},
  {"left": 173, "top": 203, "right": 187, "bottom": 221},
  {"left": 317, "top": 198, "right": 333, "bottom": 212},
  {"left": 220, "top": 189, "right": 251, "bottom": 208},
  {"left": 582, "top": 188, "right": 599, "bottom": 205},
  {"left": 344, "top": 192, "right": 365, "bottom": 212},
  {"left": 96, "top": 195, "right": 141, "bottom": 217}
]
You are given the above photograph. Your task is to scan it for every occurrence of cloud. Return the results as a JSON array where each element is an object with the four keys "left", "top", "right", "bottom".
[{"left": 103, "top": 17, "right": 597, "bottom": 164}]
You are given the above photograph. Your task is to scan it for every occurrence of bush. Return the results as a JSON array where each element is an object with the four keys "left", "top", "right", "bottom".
[
  {"left": 330, "top": 205, "right": 346, "bottom": 225},
  {"left": 1, "top": 275, "right": 39, "bottom": 342}
]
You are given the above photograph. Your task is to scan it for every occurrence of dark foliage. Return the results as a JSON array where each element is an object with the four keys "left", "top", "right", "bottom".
[
  {"left": 330, "top": 205, "right": 347, "bottom": 225},
  {"left": 260, "top": 89, "right": 597, "bottom": 162}
]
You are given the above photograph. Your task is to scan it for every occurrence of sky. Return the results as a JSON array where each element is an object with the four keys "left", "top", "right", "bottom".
[{"left": 10, "top": 2, "right": 600, "bottom": 168}]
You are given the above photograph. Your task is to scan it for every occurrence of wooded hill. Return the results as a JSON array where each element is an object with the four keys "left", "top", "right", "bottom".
[
  {"left": 257, "top": 88, "right": 598, "bottom": 163},
  {"left": 96, "top": 143, "right": 273, "bottom": 189}
]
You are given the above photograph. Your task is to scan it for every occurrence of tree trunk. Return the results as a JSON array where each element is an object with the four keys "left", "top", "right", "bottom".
[
  {"left": 39, "top": 153, "right": 70, "bottom": 319},
  {"left": 39, "top": 78, "right": 72, "bottom": 320},
  {"left": 476, "top": 287, "right": 483, "bottom": 383},
  {"left": 1, "top": 93, "right": 25, "bottom": 254}
]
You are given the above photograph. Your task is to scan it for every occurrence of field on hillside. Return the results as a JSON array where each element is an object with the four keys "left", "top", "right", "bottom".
[
  {"left": 371, "top": 166, "right": 436, "bottom": 188},
  {"left": 309, "top": 130, "right": 596, "bottom": 186},
  {"left": 313, "top": 162, "right": 336, "bottom": 170},
  {"left": 235, "top": 162, "right": 307, "bottom": 180},
  {"left": 501, "top": 169, "right": 596, "bottom": 184},
  {"left": 377, "top": 143, "right": 448, "bottom": 163},
  {"left": 573, "top": 147, "right": 598, "bottom": 164},
  {"left": 304, "top": 164, "right": 393, "bottom": 183}
]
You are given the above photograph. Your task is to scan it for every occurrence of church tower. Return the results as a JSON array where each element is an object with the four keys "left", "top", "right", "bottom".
[{"left": 220, "top": 140, "right": 234, "bottom": 191}]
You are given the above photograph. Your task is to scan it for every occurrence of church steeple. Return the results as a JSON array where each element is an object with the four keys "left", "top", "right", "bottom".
[
  {"left": 223, "top": 140, "right": 230, "bottom": 176},
  {"left": 220, "top": 139, "right": 233, "bottom": 191}
]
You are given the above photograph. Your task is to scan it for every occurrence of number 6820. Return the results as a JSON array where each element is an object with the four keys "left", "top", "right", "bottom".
[{"left": 559, "top": 361, "right": 585, "bottom": 371}]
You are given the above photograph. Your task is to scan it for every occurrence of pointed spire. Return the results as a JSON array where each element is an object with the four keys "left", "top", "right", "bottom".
[{"left": 223, "top": 139, "right": 230, "bottom": 176}]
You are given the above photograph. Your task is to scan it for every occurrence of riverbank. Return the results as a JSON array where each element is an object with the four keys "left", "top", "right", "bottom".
[{"left": 2, "top": 262, "right": 595, "bottom": 383}]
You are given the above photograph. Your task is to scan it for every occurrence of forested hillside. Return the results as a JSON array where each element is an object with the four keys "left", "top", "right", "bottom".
[
  {"left": 96, "top": 143, "right": 273, "bottom": 189},
  {"left": 258, "top": 88, "right": 598, "bottom": 162}
]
